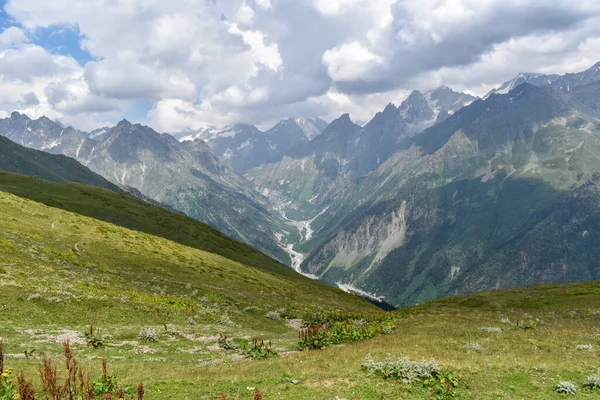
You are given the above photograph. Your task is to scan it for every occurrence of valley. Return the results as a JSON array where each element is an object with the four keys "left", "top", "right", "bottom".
[
  {"left": 3, "top": 63, "right": 600, "bottom": 308},
  {"left": 2, "top": 183, "right": 600, "bottom": 398},
  {"left": 3, "top": 2, "right": 600, "bottom": 399}
]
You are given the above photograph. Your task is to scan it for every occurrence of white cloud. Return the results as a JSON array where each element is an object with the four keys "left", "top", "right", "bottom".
[
  {"left": 0, "top": 27, "right": 28, "bottom": 49},
  {"left": 254, "top": 0, "right": 272, "bottom": 10},
  {"left": 0, "top": 36, "right": 125, "bottom": 129},
  {"left": 323, "top": 42, "right": 383, "bottom": 81},
  {"left": 1, "top": 0, "right": 600, "bottom": 132}
]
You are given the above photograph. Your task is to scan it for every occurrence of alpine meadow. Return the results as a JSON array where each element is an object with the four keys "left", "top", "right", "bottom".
[{"left": 2, "top": 1, "right": 600, "bottom": 399}]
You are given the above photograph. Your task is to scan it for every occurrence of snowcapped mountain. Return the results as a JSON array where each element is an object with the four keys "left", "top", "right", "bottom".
[
  {"left": 0, "top": 112, "right": 96, "bottom": 159},
  {"left": 85, "top": 127, "right": 111, "bottom": 141},
  {"left": 484, "top": 73, "right": 560, "bottom": 98},
  {"left": 485, "top": 62, "right": 600, "bottom": 98},
  {"left": 173, "top": 118, "right": 328, "bottom": 174},
  {"left": 266, "top": 118, "right": 328, "bottom": 144},
  {"left": 399, "top": 86, "right": 476, "bottom": 133}
]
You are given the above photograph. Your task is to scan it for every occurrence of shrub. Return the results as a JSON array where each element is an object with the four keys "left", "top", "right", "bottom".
[
  {"left": 163, "top": 323, "right": 177, "bottom": 336},
  {"left": 137, "top": 382, "right": 145, "bottom": 400},
  {"left": 556, "top": 381, "right": 577, "bottom": 395},
  {"left": 297, "top": 321, "right": 377, "bottom": 350},
  {"left": 85, "top": 324, "right": 104, "bottom": 348},
  {"left": 431, "top": 369, "right": 461, "bottom": 400},
  {"left": 0, "top": 340, "right": 4, "bottom": 375},
  {"left": 583, "top": 370, "right": 600, "bottom": 390},
  {"left": 138, "top": 327, "right": 158, "bottom": 342},
  {"left": 362, "top": 355, "right": 460, "bottom": 399},
  {"left": 265, "top": 311, "right": 281, "bottom": 321},
  {"left": 381, "top": 325, "right": 395, "bottom": 335},
  {"left": 362, "top": 355, "right": 441, "bottom": 383},
  {"left": 217, "top": 334, "right": 240, "bottom": 351},
  {"left": 92, "top": 359, "right": 118, "bottom": 396},
  {"left": 2, "top": 340, "right": 142, "bottom": 400},
  {"left": 1, "top": 362, "right": 17, "bottom": 400},
  {"left": 243, "top": 338, "right": 277, "bottom": 360},
  {"left": 219, "top": 314, "right": 236, "bottom": 327},
  {"left": 353, "top": 319, "right": 367, "bottom": 328},
  {"left": 298, "top": 324, "right": 330, "bottom": 350}
]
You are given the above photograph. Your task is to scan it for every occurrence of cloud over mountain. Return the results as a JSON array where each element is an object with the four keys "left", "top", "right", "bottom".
[{"left": 1, "top": 0, "right": 600, "bottom": 131}]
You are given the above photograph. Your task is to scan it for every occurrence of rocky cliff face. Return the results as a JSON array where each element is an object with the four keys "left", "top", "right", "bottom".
[{"left": 300, "top": 80, "right": 600, "bottom": 306}]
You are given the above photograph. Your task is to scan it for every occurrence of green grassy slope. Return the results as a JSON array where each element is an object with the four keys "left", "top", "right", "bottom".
[
  {"left": 3, "top": 241, "right": 600, "bottom": 400},
  {"left": 0, "top": 186, "right": 373, "bottom": 326},
  {"left": 0, "top": 136, "right": 120, "bottom": 191},
  {"left": 0, "top": 171, "right": 298, "bottom": 278}
]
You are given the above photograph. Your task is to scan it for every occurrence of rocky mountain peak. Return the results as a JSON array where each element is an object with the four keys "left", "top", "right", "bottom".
[
  {"left": 9, "top": 111, "right": 29, "bottom": 121},
  {"left": 327, "top": 113, "right": 356, "bottom": 130},
  {"left": 400, "top": 91, "right": 429, "bottom": 110},
  {"left": 116, "top": 119, "right": 132, "bottom": 128},
  {"left": 382, "top": 103, "right": 398, "bottom": 114}
]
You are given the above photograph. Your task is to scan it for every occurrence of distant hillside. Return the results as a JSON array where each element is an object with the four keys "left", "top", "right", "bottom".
[
  {"left": 0, "top": 115, "right": 290, "bottom": 263},
  {"left": 0, "top": 135, "right": 120, "bottom": 191}
]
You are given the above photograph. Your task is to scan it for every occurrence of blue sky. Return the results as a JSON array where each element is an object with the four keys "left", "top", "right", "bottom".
[
  {"left": 0, "top": 0, "right": 152, "bottom": 128},
  {"left": 0, "top": 0, "right": 92, "bottom": 64}
]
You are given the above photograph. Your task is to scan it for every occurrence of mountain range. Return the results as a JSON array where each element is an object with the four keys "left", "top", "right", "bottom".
[
  {"left": 2, "top": 62, "right": 600, "bottom": 306},
  {"left": 0, "top": 115, "right": 289, "bottom": 262},
  {"left": 174, "top": 118, "right": 328, "bottom": 174}
]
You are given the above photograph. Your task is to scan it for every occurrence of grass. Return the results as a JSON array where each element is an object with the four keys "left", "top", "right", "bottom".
[
  {"left": 2, "top": 174, "right": 600, "bottom": 398},
  {"left": 0, "top": 171, "right": 308, "bottom": 279}
]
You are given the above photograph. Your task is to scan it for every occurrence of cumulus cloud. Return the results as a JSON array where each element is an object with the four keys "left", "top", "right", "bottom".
[
  {"left": 323, "top": 42, "right": 383, "bottom": 81},
  {"left": 0, "top": 26, "right": 28, "bottom": 48},
  {"left": 1, "top": 0, "right": 600, "bottom": 132}
]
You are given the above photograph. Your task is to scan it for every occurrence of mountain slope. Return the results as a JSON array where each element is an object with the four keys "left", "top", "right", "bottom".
[
  {"left": 0, "top": 116, "right": 289, "bottom": 263},
  {"left": 300, "top": 82, "right": 600, "bottom": 305},
  {"left": 190, "top": 124, "right": 274, "bottom": 174},
  {"left": 245, "top": 88, "right": 475, "bottom": 224},
  {"left": 0, "top": 172, "right": 375, "bottom": 310},
  {"left": 80, "top": 120, "right": 288, "bottom": 262},
  {"left": 246, "top": 114, "right": 362, "bottom": 221},
  {"left": 0, "top": 135, "right": 120, "bottom": 191},
  {"left": 174, "top": 118, "right": 328, "bottom": 175},
  {"left": 0, "top": 171, "right": 284, "bottom": 277}
]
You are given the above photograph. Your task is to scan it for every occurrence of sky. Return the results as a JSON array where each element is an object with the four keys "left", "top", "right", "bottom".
[{"left": 0, "top": 0, "right": 599, "bottom": 133}]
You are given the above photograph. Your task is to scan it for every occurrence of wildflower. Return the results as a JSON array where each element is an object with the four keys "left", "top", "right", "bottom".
[{"left": 1, "top": 372, "right": 9, "bottom": 378}]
